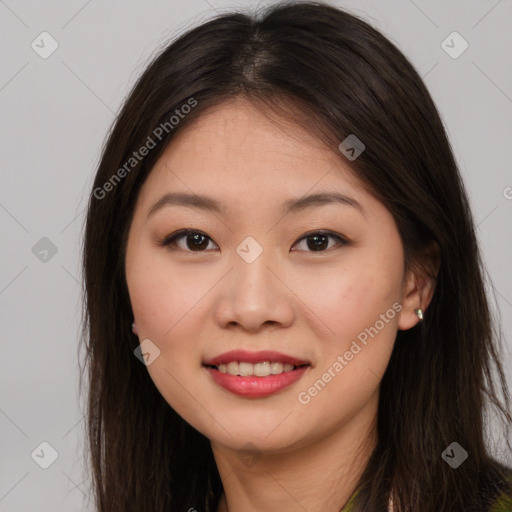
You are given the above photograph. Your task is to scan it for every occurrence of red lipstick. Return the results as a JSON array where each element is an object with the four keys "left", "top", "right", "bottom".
[{"left": 203, "top": 350, "right": 311, "bottom": 398}]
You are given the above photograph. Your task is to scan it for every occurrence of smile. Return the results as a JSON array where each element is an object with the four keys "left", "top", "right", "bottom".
[{"left": 202, "top": 350, "right": 311, "bottom": 398}]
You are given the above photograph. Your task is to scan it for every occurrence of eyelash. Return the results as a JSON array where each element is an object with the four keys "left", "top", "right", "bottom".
[{"left": 158, "top": 229, "right": 348, "bottom": 253}]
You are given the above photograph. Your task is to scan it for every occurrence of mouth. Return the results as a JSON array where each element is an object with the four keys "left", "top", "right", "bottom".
[
  {"left": 202, "top": 350, "right": 311, "bottom": 397},
  {"left": 203, "top": 349, "right": 310, "bottom": 368}
]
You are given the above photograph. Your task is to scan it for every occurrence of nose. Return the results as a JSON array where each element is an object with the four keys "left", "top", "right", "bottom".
[{"left": 213, "top": 250, "right": 295, "bottom": 332}]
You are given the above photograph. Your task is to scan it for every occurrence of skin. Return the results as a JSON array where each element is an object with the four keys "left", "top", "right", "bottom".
[{"left": 125, "top": 96, "right": 437, "bottom": 511}]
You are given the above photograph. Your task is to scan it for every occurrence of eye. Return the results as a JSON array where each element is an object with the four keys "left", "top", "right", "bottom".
[
  {"left": 159, "top": 229, "right": 218, "bottom": 252},
  {"left": 159, "top": 229, "right": 348, "bottom": 253},
  {"left": 291, "top": 230, "right": 348, "bottom": 252}
]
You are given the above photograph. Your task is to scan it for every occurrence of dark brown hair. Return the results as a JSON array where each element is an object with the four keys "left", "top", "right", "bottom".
[{"left": 80, "top": 1, "right": 512, "bottom": 510}]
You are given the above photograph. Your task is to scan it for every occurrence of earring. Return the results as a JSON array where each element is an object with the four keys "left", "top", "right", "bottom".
[
  {"left": 132, "top": 322, "right": 138, "bottom": 335},
  {"left": 414, "top": 308, "right": 423, "bottom": 321}
]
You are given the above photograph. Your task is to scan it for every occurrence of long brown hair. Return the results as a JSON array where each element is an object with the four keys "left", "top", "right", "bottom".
[{"left": 80, "top": 2, "right": 512, "bottom": 510}]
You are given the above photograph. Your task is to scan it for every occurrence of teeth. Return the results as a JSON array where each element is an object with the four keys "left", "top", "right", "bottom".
[
  {"left": 239, "top": 362, "right": 253, "bottom": 376},
  {"left": 227, "top": 362, "right": 239, "bottom": 376},
  {"left": 254, "top": 362, "right": 271, "bottom": 376},
  {"left": 215, "top": 361, "right": 300, "bottom": 376},
  {"left": 270, "top": 362, "right": 283, "bottom": 374}
]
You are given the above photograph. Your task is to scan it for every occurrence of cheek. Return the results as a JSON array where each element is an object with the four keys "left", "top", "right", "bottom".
[
  {"left": 294, "top": 267, "right": 401, "bottom": 428},
  {"left": 127, "top": 247, "right": 209, "bottom": 339},
  {"left": 296, "top": 256, "right": 403, "bottom": 344},
  {"left": 126, "top": 253, "right": 213, "bottom": 423}
]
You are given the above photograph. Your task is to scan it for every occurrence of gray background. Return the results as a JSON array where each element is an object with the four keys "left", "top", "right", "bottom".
[{"left": 1, "top": 0, "right": 511, "bottom": 510}]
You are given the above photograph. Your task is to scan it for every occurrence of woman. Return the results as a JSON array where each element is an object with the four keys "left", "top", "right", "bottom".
[{"left": 81, "top": 2, "right": 512, "bottom": 510}]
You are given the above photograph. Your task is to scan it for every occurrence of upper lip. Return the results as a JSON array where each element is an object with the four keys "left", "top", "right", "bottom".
[{"left": 203, "top": 350, "right": 310, "bottom": 367}]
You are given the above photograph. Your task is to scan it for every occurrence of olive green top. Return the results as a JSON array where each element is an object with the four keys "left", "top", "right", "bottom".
[
  {"left": 493, "top": 488, "right": 512, "bottom": 512},
  {"left": 340, "top": 485, "right": 512, "bottom": 511}
]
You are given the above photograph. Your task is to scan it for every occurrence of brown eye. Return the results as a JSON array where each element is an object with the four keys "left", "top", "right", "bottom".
[
  {"left": 291, "top": 231, "right": 347, "bottom": 252},
  {"left": 160, "top": 230, "right": 218, "bottom": 252}
]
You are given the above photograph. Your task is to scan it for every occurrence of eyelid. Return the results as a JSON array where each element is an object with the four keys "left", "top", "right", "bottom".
[{"left": 159, "top": 228, "right": 348, "bottom": 253}]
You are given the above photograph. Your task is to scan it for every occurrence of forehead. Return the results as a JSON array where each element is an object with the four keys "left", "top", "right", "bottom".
[{"left": 139, "top": 97, "right": 366, "bottom": 205}]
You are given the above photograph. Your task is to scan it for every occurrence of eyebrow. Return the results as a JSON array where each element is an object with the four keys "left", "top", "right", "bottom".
[{"left": 147, "top": 191, "right": 365, "bottom": 218}]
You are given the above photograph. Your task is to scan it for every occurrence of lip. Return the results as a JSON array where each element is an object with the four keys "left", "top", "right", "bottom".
[
  {"left": 204, "top": 365, "right": 310, "bottom": 398},
  {"left": 203, "top": 350, "right": 310, "bottom": 367}
]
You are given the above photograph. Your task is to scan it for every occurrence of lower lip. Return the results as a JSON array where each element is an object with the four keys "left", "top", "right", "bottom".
[{"left": 204, "top": 365, "right": 309, "bottom": 398}]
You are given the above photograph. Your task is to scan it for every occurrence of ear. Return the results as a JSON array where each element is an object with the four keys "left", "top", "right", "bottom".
[{"left": 397, "top": 241, "right": 440, "bottom": 331}]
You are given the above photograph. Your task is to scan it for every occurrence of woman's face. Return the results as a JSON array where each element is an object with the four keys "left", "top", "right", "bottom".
[{"left": 125, "top": 97, "right": 415, "bottom": 454}]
